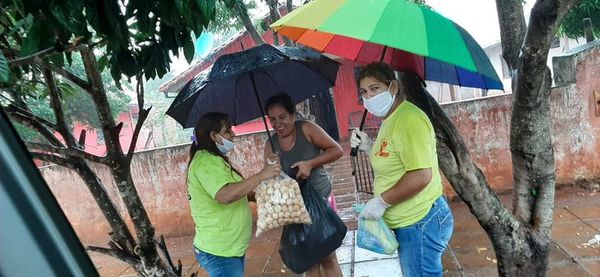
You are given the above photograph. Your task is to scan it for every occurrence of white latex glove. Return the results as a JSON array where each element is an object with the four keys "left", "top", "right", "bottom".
[
  {"left": 350, "top": 128, "right": 372, "bottom": 152},
  {"left": 360, "top": 195, "right": 392, "bottom": 220}
]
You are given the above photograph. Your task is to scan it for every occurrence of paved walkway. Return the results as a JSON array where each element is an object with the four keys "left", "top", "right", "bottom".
[{"left": 91, "top": 152, "right": 600, "bottom": 276}]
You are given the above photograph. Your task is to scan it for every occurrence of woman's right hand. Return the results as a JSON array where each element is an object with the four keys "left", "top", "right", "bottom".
[
  {"left": 351, "top": 128, "right": 372, "bottom": 152},
  {"left": 260, "top": 154, "right": 281, "bottom": 180}
]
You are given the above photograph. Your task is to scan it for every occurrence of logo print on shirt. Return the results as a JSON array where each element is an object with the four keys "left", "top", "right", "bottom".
[{"left": 375, "top": 139, "right": 390, "bottom": 157}]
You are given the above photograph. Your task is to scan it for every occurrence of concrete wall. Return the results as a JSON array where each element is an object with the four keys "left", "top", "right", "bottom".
[
  {"left": 41, "top": 132, "right": 269, "bottom": 244},
  {"left": 440, "top": 43, "right": 600, "bottom": 196},
  {"left": 41, "top": 43, "right": 599, "bottom": 243}
]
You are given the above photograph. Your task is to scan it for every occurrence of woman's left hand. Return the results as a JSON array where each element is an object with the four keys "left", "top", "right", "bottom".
[{"left": 291, "top": 160, "right": 313, "bottom": 180}]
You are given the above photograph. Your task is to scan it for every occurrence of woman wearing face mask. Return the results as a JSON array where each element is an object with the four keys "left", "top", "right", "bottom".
[
  {"left": 351, "top": 62, "right": 454, "bottom": 277},
  {"left": 263, "top": 93, "right": 344, "bottom": 277},
  {"left": 187, "top": 112, "right": 281, "bottom": 277}
]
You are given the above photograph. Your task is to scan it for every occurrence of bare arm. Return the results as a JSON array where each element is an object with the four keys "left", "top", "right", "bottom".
[
  {"left": 301, "top": 121, "right": 343, "bottom": 169},
  {"left": 215, "top": 155, "right": 280, "bottom": 204},
  {"left": 380, "top": 168, "right": 432, "bottom": 205}
]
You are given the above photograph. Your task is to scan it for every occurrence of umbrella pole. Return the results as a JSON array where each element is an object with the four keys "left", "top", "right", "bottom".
[{"left": 249, "top": 71, "right": 277, "bottom": 153}]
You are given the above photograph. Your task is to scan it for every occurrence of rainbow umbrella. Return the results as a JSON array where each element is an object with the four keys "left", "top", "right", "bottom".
[{"left": 271, "top": 0, "right": 503, "bottom": 90}]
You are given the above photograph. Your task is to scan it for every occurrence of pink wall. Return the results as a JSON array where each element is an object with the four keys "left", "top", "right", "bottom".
[
  {"left": 40, "top": 132, "right": 269, "bottom": 244},
  {"left": 440, "top": 46, "right": 600, "bottom": 197},
  {"left": 332, "top": 59, "right": 364, "bottom": 140},
  {"left": 66, "top": 105, "right": 149, "bottom": 157}
]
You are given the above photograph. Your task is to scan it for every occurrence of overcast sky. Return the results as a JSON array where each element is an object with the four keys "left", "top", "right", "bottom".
[{"left": 427, "top": 0, "right": 536, "bottom": 47}]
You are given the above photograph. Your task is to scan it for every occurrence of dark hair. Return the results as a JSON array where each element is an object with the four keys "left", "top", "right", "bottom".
[
  {"left": 265, "top": 93, "right": 295, "bottom": 115},
  {"left": 357, "top": 62, "right": 396, "bottom": 87},
  {"left": 188, "top": 112, "right": 242, "bottom": 177},
  {"left": 357, "top": 62, "right": 433, "bottom": 119}
]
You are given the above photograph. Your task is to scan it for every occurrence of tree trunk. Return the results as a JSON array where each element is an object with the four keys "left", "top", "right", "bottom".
[
  {"left": 406, "top": 80, "right": 550, "bottom": 276},
  {"left": 233, "top": 1, "right": 265, "bottom": 46},
  {"left": 267, "top": 1, "right": 280, "bottom": 45},
  {"left": 80, "top": 46, "right": 176, "bottom": 276},
  {"left": 495, "top": 0, "right": 527, "bottom": 73},
  {"left": 404, "top": 0, "right": 580, "bottom": 275},
  {"left": 266, "top": 0, "right": 293, "bottom": 46},
  {"left": 39, "top": 65, "right": 137, "bottom": 255},
  {"left": 73, "top": 159, "right": 137, "bottom": 254}
]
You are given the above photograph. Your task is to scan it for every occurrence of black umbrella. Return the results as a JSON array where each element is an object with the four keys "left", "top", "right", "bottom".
[{"left": 166, "top": 45, "right": 341, "bottom": 147}]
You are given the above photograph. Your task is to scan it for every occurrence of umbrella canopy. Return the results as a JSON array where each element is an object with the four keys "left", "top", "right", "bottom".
[
  {"left": 271, "top": 0, "right": 503, "bottom": 90},
  {"left": 166, "top": 44, "right": 340, "bottom": 129}
]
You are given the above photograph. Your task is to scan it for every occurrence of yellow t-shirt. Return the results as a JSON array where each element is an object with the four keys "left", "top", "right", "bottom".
[
  {"left": 187, "top": 150, "right": 251, "bottom": 257},
  {"left": 369, "top": 101, "right": 443, "bottom": 229}
]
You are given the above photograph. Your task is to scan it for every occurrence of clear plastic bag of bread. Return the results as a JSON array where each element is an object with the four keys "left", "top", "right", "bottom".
[{"left": 255, "top": 171, "right": 312, "bottom": 236}]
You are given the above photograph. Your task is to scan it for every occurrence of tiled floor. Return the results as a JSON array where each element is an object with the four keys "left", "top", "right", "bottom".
[{"left": 336, "top": 230, "right": 402, "bottom": 277}]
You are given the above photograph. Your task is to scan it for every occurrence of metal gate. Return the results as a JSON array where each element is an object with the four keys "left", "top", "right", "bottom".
[
  {"left": 309, "top": 89, "right": 340, "bottom": 141},
  {"left": 348, "top": 111, "right": 383, "bottom": 194}
]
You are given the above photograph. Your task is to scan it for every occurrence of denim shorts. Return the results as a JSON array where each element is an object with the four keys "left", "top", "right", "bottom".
[
  {"left": 194, "top": 247, "right": 245, "bottom": 277},
  {"left": 393, "top": 196, "right": 454, "bottom": 277}
]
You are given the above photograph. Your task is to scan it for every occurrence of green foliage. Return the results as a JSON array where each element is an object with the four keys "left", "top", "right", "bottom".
[
  {"left": 559, "top": 0, "right": 600, "bottom": 39},
  {"left": 141, "top": 73, "right": 192, "bottom": 147},
  {"left": 1, "top": 0, "right": 219, "bottom": 84},
  {"left": 207, "top": 0, "right": 257, "bottom": 33},
  {"left": 0, "top": 51, "right": 9, "bottom": 83},
  {"left": 2, "top": 52, "right": 131, "bottom": 141}
]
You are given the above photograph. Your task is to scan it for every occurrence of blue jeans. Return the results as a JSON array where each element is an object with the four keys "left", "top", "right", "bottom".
[
  {"left": 194, "top": 247, "right": 245, "bottom": 277},
  {"left": 393, "top": 196, "right": 454, "bottom": 277}
]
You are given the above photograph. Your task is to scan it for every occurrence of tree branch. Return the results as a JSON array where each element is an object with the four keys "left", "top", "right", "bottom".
[
  {"left": 496, "top": 0, "right": 527, "bottom": 73},
  {"left": 8, "top": 43, "right": 87, "bottom": 67},
  {"left": 9, "top": 47, "right": 61, "bottom": 67},
  {"left": 42, "top": 65, "right": 79, "bottom": 148},
  {"left": 127, "top": 107, "right": 150, "bottom": 162},
  {"left": 26, "top": 142, "right": 108, "bottom": 165},
  {"left": 5, "top": 104, "right": 57, "bottom": 130},
  {"left": 4, "top": 107, "right": 63, "bottom": 147},
  {"left": 81, "top": 45, "right": 158, "bottom": 263},
  {"left": 87, "top": 245, "right": 139, "bottom": 265},
  {"left": 80, "top": 46, "right": 122, "bottom": 154},
  {"left": 155, "top": 235, "right": 181, "bottom": 276},
  {"left": 30, "top": 152, "right": 70, "bottom": 167},
  {"left": 127, "top": 77, "right": 151, "bottom": 162},
  {"left": 43, "top": 62, "right": 91, "bottom": 91}
]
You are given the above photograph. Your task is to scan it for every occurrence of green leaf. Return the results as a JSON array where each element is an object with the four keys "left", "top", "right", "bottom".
[
  {"left": 57, "top": 82, "right": 77, "bottom": 97},
  {"left": 176, "top": 0, "right": 193, "bottom": 20},
  {"left": 0, "top": 51, "right": 11, "bottom": 83},
  {"left": 196, "top": 0, "right": 217, "bottom": 22},
  {"left": 116, "top": 49, "right": 138, "bottom": 77},
  {"left": 183, "top": 34, "right": 195, "bottom": 64},
  {"left": 8, "top": 14, "right": 34, "bottom": 39},
  {"left": 98, "top": 55, "right": 109, "bottom": 71},
  {"left": 65, "top": 52, "right": 73, "bottom": 66},
  {"left": 50, "top": 54, "right": 64, "bottom": 69},
  {"left": 20, "top": 23, "right": 41, "bottom": 56}
]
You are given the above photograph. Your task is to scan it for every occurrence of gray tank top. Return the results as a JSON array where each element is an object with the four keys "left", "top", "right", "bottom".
[{"left": 270, "top": 121, "right": 331, "bottom": 198}]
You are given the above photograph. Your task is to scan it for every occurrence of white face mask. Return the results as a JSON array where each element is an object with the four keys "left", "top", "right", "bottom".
[
  {"left": 363, "top": 85, "right": 395, "bottom": 117},
  {"left": 216, "top": 134, "right": 235, "bottom": 154}
]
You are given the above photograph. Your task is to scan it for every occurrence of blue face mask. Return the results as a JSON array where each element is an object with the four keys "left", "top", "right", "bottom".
[
  {"left": 363, "top": 85, "right": 395, "bottom": 117},
  {"left": 216, "top": 134, "right": 235, "bottom": 154}
]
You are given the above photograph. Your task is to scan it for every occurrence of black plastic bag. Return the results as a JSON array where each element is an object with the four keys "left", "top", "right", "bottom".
[{"left": 279, "top": 181, "right": 348, "bottom": 274}]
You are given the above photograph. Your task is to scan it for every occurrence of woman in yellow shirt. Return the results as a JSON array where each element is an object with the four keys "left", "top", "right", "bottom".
[
  {"left": 187, "top": 112, "right": 280, "bottom": 277},
  {"left": 351, "top": 62, "right": 454, "bottom": 277}
]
